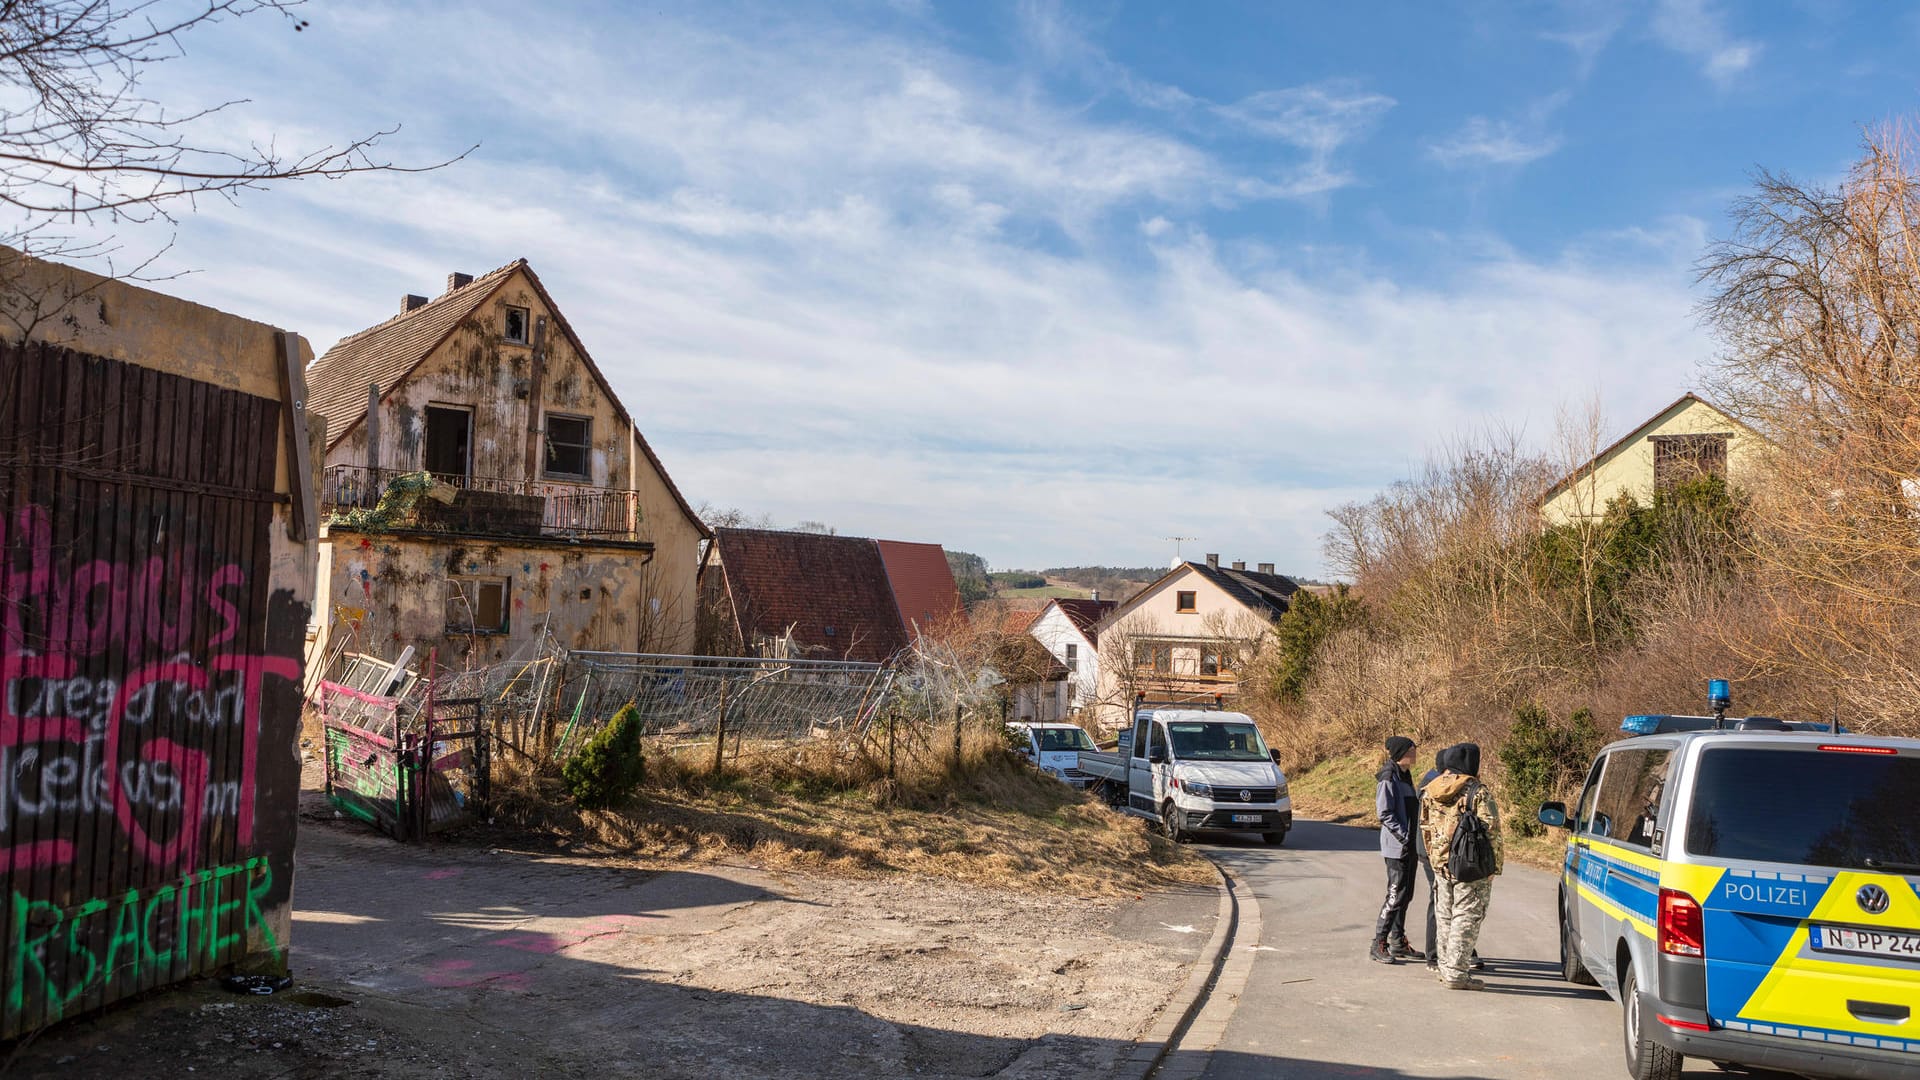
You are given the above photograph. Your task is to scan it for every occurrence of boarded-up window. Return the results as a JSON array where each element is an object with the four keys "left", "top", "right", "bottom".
[
  {"left": 1652, "top": 433, "right": 1729, "bottom": 490},
  {"left": 545, "top": 415, "right": 592, "bottom": 479},
  {"left": 448, "top": 577, "right": 509, "bottom": 633}
]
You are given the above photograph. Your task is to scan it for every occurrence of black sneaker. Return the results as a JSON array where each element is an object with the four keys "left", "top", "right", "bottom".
[
  {"left": 1369, "top": 939, "right": 1396, "bottom": 965},
  {"left": 1390, "top": 941, "right": 1424, "bottom": 961},
  {"left": 1470, "top": 953, "right": 1486, "bottom": 971}
]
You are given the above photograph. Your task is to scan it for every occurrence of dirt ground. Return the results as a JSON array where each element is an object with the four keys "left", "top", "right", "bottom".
[{"left": 4, "top": 763, "right": 1217, "bottom": 1079}]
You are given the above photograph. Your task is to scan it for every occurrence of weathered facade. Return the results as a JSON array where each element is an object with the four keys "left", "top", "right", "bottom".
[
  {"left": 1092, "top": 557, "right": 1296, "bottom": 731},
  {"left": 306, "top": 261, "right": 707, "bottom": 671},
  {"left": 0, "top": 250, "right": 317, "bottom": 1035}
]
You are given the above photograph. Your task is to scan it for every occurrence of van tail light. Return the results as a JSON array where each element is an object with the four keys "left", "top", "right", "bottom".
[
  {"left": 1659, "top": 889, "right": 1704, "bottom": 958},
  {"left": 1817, "top": 744, "right": 1897, "bottom": 755}
]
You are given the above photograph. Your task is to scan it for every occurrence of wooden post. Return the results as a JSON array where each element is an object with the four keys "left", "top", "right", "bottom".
[
  {"left": 887, "top": 714, "right": 896, "bottom": 779},
  {"left": 952, "top": 701, "right": 963, "bottom": 767},
  {"left": 711, "top": 680, "right": 728, "bottom": 775},
  {"left": 276, "top": 331, "right": 317, "bottom": 540}
]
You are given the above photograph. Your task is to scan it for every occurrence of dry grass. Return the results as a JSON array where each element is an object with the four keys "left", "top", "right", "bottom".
[
  {"left": 487, "top": 727, "right": 1214, "bottom": 896},
  {"left": 1285, "top": 751, "right": 1565, "bottom": 872}
]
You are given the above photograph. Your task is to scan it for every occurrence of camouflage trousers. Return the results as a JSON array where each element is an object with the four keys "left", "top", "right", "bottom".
[{"left": 1433, "top": 876, "right": 1493, "bottom": 984}]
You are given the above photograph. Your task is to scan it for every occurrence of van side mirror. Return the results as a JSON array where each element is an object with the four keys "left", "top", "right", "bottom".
[
  {"left": 1537, "top": 802, "right": 1568, "bottom": 829},
  {"left": 1268, "top": 749, "right": 1283, "bottom": 766}
]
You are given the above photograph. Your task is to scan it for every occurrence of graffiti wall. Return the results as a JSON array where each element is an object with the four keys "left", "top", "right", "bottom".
[{"left": 0, "top": 334, "right": 311, "bottom": 1036}]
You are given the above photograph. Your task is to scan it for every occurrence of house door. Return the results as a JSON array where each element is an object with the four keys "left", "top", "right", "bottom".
[{"left": 424, "top": 405, "right": 472, "bottom": 483}]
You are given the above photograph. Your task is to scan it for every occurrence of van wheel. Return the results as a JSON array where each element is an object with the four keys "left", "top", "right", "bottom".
[
  {"left": 1622, "top": 966, "right": 1684, "bottom": 1080},
  {"left": 1262, "top": 830, "right": 1287, "bottom": 846},
  {"left": 1161, "top": 802, "right": 1188, "bottom": 843},
  {"left": 1561, "top": 895, "right": 1597, "bottom": 985}
]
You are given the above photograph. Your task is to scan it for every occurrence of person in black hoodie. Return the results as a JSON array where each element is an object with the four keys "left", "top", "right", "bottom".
[{"left": 1370, "top": 735, "right": 1422, "bottom": 964}]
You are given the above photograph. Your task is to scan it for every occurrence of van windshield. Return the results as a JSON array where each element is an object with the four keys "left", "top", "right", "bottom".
[
  {"left": 1035, "top": 727, "right": 1095, "bottom": 752},
  {"left": 1685, "top": 746, "right": 1920, "bottom": 871},
  {"left": 1167, "top": 722, "right": 1270, "bottom": 762}
]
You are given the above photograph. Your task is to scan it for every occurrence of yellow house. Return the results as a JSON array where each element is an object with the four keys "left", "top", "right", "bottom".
[
  {"left": 1091, "top": 556, "right": 1297, "bottom": 731},
  {"left": 1540, "top": 393, "right": 1763, "bottom": 525}
]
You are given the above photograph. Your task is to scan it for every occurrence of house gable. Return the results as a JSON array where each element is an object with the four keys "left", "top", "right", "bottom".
[{"left": 1540, "top": 392, "right": 1762, "bottom": 524}]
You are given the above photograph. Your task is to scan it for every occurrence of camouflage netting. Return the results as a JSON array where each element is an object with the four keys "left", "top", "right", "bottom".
[{"left": 328, "top": 470, "right": 438, "bottom": 532}]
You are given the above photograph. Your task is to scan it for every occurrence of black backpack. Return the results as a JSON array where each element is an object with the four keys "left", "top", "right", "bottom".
[{"left": 1447, "top": 788, "right": 1497, "bottom": 883}]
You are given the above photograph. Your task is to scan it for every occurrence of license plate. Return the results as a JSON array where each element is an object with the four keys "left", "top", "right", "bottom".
[
  {"left": 1231, "top": 814, "right": 1262, "bottom": 823},
  {"left": 1811, "top": 925, "right": 1920, "bottom": 961}
]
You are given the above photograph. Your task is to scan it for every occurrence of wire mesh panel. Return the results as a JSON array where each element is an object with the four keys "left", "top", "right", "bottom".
[{"left": 554, "top": 652, "right": 895, "bottom": 752}]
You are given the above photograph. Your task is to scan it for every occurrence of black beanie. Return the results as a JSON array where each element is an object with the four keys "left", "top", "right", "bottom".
[{"left": 1385, "top": 736, "right": 1415, "bottom": 761}]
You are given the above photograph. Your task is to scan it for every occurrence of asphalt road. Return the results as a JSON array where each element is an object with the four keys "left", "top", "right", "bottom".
[{"left": 1187, "top": 819, "right": 1789, "bottom": 1080}]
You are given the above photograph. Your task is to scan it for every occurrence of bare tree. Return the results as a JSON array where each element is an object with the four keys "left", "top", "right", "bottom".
[{"left": 0, "top": 0, "right": 466, "bottom": 327}]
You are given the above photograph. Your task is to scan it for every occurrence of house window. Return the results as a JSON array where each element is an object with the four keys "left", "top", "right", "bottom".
[
  {"left": 1175, "top": 590, "right": 1197, "bottom": 613},
  {"left": 544, "top": 414, "right": 592, "bottom": 480},
  {"left": 447, "top": 577, "right": 508, "bottom": 634},
  {"left": 503, "top": 306, "right": 531, "bottom": 345},
  {"left": 1134, "top": 642, "right": 1173, "bottom": 674},
  {"left": 423, "top": 405, "right": 472, "bottom": 483},
  {"left": 1652, "top": 433, "right": 1729, "bottom": 491},
  {"left": 1065, "top": 643, "right": 1078, "bottom": 672},
  {"left": 1200, "top": 645, "right": 1233, "bottom": 678}
]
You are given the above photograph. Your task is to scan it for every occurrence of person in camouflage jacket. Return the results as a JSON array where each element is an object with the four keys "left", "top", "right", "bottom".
[{"left": 1419, "top": 743, "right": 1502, "bottom": 990}]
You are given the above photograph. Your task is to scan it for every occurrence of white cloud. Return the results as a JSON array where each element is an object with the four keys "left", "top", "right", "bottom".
[
  {"left": 82, "top": 2, "right": 1710, "bottom": 576},
  {"left": 1650, "top": 0, "right": 1762, "bottom": 87},
  {"left": 1214, "top": 84, "right": 1397, "bottom": 196},
  {"left": 1427, "top": 116, "right": 1563, "bottom": 168}
]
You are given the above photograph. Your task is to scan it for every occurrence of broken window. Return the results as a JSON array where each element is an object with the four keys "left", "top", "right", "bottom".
[
  {"left": 447, "top": 577, "right": 508, "bottom": 633},
  {"left": 1652, "top": 433, "right": 1729, "bottom": 491},
  {"left": 545, "top": 414, "right": 592, "bottom": 480},
  {"left": 423, "top": 405, "right": 472, "bottom": 482},
  {"left": 503, "top": 306, "right": 530, "bottom": 345}
]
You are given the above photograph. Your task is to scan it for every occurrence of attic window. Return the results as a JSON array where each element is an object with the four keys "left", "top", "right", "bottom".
[
  {"left": 544, "top": 415, "right": 592, "bottom": 480},
  {"left": 1652, "top": 433, "right": 1729, "bottom": 490},
  {"left": 1176, "top": 590, "right": 1197, "bottom": 613},
  {"left": 503, "top": 306, "right": 530, "bottom": 345}
]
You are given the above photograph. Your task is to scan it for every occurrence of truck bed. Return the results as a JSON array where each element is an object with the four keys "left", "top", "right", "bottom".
[{"left": 1076, "top": 751, "right": 1128, "bottom": 782}]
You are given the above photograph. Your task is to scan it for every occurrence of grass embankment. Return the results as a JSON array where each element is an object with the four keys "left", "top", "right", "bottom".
[
  {"left": 998, "top": 584, "right": 1090, "bottom": 599},
  {"left": 1287, "top": 752, "right": 1565, "bottom": 871},
  {"left": 493, "top": 731, "right": 1213, "bottom": 896}
]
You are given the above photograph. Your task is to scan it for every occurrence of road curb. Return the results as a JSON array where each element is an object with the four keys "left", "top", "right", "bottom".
[{"left": 1117, "top": 859, "right": 1239, "bottom": 1080}]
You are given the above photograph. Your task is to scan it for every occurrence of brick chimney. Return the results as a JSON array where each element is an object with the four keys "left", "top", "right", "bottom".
[
  {"left": 1205, "top": 553, "right": 1219, "bottom": 570},
  {"left": 401, "top": 294, "right": 428, "bottom": 313},
  {"left": 1257, "top": 562, "right": 1275, "bottom": 574},
  {"left": 447, "top": 271, "right": 474, "bottom": 292},
  {"left": 1232, "top": 560, "right": 1246, "bottom": 571}
]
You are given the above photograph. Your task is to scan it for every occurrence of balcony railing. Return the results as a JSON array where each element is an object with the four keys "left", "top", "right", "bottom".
[{"left": 321, "top": 464, "right": 643, "bottom": 540}]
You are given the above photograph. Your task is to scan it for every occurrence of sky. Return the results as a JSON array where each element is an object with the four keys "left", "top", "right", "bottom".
[{"left": 71, "top": 0, "right": 1920, "bottom": 577}]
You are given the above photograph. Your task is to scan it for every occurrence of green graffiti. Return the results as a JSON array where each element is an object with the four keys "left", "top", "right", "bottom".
[{"left": 7, "top": 857, "right": 280, "bottom": 1024}]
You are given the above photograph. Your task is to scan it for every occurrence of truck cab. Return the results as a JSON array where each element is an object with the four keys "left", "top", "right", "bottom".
[
  {"left": 1006, "top": 721, "right": 1098, "bottom": 788},
  {"left": 1116, "top": 709, "right": 1290, "bottom": 845}
]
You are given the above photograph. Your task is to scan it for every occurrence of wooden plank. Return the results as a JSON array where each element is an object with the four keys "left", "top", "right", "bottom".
[{"left": 277, "top": 332, "right": 316, "bottom": 540}]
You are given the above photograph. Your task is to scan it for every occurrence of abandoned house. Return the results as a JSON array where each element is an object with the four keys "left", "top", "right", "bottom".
[
  {"left": 699, "top": 528, "right": 964, "bottom": 663},
  {"left": 305, "top": 259, "right": 709, "bottom": 672}
]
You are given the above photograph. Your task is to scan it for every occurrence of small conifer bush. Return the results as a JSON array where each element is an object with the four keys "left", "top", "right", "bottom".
[{"left": 563, "top": 703, "right": 646, "bottom": 809}]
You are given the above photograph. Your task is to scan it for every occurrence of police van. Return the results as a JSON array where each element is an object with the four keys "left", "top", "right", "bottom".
[{"left": 1539, "top": 685, "right": 1919, "bottom": 1080}]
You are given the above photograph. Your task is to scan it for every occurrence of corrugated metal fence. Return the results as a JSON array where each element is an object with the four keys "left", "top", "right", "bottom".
[{"left": 0, "top": 341, "right": 306, "bottom": 1035}]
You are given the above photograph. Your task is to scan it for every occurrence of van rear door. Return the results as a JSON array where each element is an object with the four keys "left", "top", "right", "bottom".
[{"left": 1683, "top": 743, "right": 1920, "bottom": 1047}]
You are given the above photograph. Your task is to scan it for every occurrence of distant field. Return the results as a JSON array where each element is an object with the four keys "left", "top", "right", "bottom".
[{"left": 999, "top": 584, "right": 1089, "bottom": 599}]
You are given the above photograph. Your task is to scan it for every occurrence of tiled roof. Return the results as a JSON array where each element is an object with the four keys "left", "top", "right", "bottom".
[
  {"left": 875, "top": 539, "right": 963, "bottom": 637},
  {"left": 998, "top": 607, "right": 1041, "bottom": 635},
  {"left": 307, "top": 259, "right": 709, "bottom": 539},
  {"left": 1052, "top": 598, "right": 1117, "bottom": 641},
  {"left": 1184, "top": 561, "right": 1299, "bottom": 621},
  {"left": 306, "top": 260, "right": 524, "bottom": 448},
  {"left": 714, "top": 529, "right": 912, "bottom": 663}
]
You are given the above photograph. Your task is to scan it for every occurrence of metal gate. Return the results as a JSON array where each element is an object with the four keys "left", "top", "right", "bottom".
[
  {"left": 0, "top": 341, "right": 307, "bottom": 1036},
  {"left": 319, "top": 682, "right": 488, "bottom": 841}
]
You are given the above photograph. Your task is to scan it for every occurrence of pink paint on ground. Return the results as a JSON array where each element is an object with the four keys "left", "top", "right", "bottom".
[{"left": 423, "top": 868, "right": 462, "bottom": 881}]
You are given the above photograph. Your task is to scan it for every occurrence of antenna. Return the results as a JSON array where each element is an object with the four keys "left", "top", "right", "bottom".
[{"left": 1164, "top": 536, "right": 1197, "bottom": 563}]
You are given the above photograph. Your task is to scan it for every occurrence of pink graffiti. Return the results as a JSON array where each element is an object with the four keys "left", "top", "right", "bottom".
[
  {"left": 420, "top": 958, "right": 531, "bottom": 992},
  {"left": 423, "top": 868, "right": 462, "bottom": 881},
  {"left": 1, "top": 505, "right": 304, "bottom": 874}
]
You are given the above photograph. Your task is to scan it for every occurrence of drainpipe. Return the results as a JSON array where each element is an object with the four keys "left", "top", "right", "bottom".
[{"left": 524, "top": 316, "right": 548, "bottom": 484}]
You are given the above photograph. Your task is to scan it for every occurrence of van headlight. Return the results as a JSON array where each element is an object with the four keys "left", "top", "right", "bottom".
[
  {"left": 1275, "top": 782, "right": 1289, "bottom": 799},
  {"left": 1184, "top": 781, "right": 1214, "bottom": 798}
]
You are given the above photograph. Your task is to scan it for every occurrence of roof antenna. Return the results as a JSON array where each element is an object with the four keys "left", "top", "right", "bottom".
[
  {"left": 1164, "top": 536, "right": 1197, "bottom": 566},
  {"left": 1709, "top": 678, "right": 1732, "bottom": 730}
]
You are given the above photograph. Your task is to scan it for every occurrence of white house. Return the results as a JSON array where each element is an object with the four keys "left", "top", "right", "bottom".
[{"left": 1027, "top": 597, "right": 1116, "bottom": 719}]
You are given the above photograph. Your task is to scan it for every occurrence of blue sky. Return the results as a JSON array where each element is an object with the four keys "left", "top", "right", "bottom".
[{"left": 95, "top": 0, "right": 1919, "bottom": 576}]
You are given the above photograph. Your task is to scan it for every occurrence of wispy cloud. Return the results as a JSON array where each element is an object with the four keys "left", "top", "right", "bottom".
[
  {"left": 1427, "top": 92, "right": 1569, "bottom": 169},
  {"left": 1650, "top": 0, "right": 1761, "bottom": 86},
  {"left": 1540, "top": 2, "right": 1628, "bottom": 78},
  {"left": 95, "top": 1, "right": 1709, "bottom": 574}
]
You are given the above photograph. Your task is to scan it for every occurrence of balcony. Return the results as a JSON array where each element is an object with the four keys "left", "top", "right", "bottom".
[{"left": 321, "top": 465, "right": 643, "bottom": 540}]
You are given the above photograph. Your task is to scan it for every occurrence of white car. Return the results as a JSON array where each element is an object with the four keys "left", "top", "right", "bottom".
[{"left": 1006, "top": 722, "right": 1099, "bottom": 788}]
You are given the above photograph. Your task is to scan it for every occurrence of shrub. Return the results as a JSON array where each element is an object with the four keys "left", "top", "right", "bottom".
[
  {"left": 562, "top": 704, "right": 646, "bottom": 809},
  {"left": 1498, "top": 703, "right": 1603, "bottom": 837},
  {"left": 1269, "top": 584, "right": 1370, "bottom": 702}
]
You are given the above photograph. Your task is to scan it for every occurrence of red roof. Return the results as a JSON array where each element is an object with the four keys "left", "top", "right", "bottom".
[
  {"left": 1052, "top": 598, "right": 1117, "bottom": 643},
  {"left": 875, "top": 539, "right": 963, "bottom": 638},
  {"left": 714, "top": 529, "right": 911, "bottom": 663}
]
